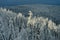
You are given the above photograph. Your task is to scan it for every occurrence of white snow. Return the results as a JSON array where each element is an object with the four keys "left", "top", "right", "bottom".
[{"left": 0, "top": 8, "right": 60, "bottom": 40}]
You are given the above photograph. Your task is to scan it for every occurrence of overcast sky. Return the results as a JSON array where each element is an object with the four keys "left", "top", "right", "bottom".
[{"left": 0, "top": 0, "right": 60, "bottom": 6}]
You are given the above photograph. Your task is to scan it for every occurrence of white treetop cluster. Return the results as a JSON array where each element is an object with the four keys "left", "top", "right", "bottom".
[{"left": 0, "top": 8, "right": 60, "bottom": 40}]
